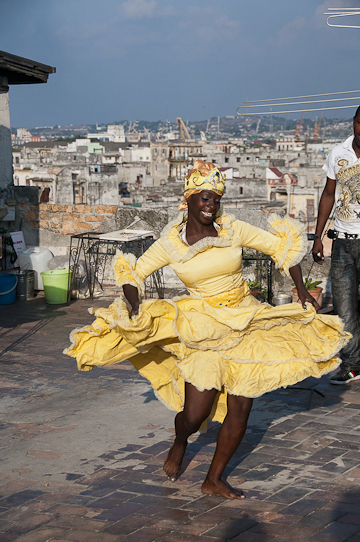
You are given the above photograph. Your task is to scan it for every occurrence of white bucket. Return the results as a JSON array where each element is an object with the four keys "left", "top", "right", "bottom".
[{"left": 18, "top": 247, "right": 53, "bottom": 290}]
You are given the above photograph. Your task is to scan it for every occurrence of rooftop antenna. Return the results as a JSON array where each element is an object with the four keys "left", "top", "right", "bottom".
[{"left": 324, "top": 7, "right": 360, "bottom": 28}]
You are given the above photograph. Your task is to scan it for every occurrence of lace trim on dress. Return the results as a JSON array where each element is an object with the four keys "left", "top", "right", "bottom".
[
  {"left": 63, "top": 319, "right": 104, "bottom": 358},
  {"left": 159, "top": 212, "right": 235, "bottom": 263},
  {"left": 154, "top": 389, "right": 178, "bottom": 412},
  {"left": 267, "top": 214, "right": 308, "bottom": 277},
  {"left": 165, "top": 349, "right": 342, "bottom": 397},
  {"left": 101, "top": 293, "right": 350, "bottom": 367}
]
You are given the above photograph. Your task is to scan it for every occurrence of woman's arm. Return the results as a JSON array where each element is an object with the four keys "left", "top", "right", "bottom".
[
  {"left": 123, "top": 284, "right": 140, "bottom": 317},
  {"left": 114, "top": 240, "right": 170, "bottom": 318},
  {"left": 236, "top": 216, "right": 307, "bottom": 278},
  {"left": 289, "top": 264, "right": 320, "bottom": 311}
]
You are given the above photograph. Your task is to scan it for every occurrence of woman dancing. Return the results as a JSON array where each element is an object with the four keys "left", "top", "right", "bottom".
[{"left": 66, "top": 160, "right": 349, "bottom": 499}]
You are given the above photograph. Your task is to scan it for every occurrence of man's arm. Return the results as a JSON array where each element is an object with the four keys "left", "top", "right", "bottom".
[{"left": 312, "top": 177, "right": 336, "bottom": 265}]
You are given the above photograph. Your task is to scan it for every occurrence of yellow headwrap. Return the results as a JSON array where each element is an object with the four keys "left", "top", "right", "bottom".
[{"left": 178, "top": 160, "right": 225, "bottom": 210}]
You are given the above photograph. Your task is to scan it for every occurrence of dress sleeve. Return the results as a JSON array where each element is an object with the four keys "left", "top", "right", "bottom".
[
  {"left": 113, "top": 240, "right": 170, "bottom": 295},
  {"left": 235, "top": 214, "right": 308, "bottom": 277}
]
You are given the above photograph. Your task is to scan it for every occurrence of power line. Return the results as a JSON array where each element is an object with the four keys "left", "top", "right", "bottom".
[
  {"left": 244, "top": 90, "right": 360, "bottom": 104},
  {"left": 237, "top": 104, "right": 358, "bottom": 116},
  {"left": 238, "top": 96, "right": 360, "bottom": 109}
]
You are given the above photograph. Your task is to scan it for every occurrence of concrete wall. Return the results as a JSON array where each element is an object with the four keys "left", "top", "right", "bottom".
[
  {"left": 3, "top": 187, "right": 117, "bottom": 255},
  {"left": 226, "top": 178, "right": 267, "bottom": 199},
  {"left": 55, "top": 167, "right": 120, "bottom": 205},
  {"left": 0, "top": 83, "right": 13, "bottom": 190},
  {"left": 2, "top": 196, "right": 331, "bottom": 301}
]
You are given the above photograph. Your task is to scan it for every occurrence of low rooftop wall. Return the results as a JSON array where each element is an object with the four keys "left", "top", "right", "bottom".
[{"left": 1, "top": 188, "right": 331, "bottom": 301}]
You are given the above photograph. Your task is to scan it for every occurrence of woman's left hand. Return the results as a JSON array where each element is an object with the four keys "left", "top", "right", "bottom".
[
  {"left": 289, "top": 265, "right": 320, "bottom": 312},
  {"left": 298, "top": 286, "right": 320, "bottom": 311}
]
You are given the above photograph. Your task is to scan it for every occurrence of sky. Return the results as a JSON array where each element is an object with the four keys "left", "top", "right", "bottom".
[{"left": 1, "top": 0, "right": 360, "bottom": 127}]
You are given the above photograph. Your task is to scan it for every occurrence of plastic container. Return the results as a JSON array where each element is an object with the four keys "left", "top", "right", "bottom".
[
  {"left": 16, "top": 269, "right": 35, "bottom": 300},
  {"left": 40, "top": 269, "right": 72, "bottom": 304},
  {"left": 0, "top": 273, "right": 18, "bottom": 305},
  {"left": 18, "top": 247, "right": 53, "bottom": 290}
]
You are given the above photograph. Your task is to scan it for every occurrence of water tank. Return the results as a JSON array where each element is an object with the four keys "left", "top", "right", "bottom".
[{"left": 18, "top": 247, "right": 53, "bottom": 290}]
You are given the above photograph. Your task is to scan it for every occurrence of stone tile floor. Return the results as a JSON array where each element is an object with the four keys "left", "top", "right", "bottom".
[{"left": 1, "top": 294, "right": 360, "bottom": 541}]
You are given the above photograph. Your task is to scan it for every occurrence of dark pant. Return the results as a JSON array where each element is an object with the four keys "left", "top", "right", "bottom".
[{"left": 331, "top": 238, "right": 360, "bottom": 372}]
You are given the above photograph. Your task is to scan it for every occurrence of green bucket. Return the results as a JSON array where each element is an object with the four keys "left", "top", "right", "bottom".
[{"left": 40, "top": 269, "right": 72, "bottom": 304}]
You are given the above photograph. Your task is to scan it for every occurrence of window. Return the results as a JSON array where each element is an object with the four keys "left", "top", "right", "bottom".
[
  {"left": 15, "top": 156, "right": 20, "bottom": 164},
  {"left": 239, "top": 187, "right": 243, "bottom": 195},
  {"left": 73, "top": 182, "right": 85, "bottom": 204},
  {"left": 246, "top": 157, "right": 250, "bottom": 161},
  {"left": 72, "top": 173, "right": 77, "bottom": 180},
  {"left": 225, "top": 157, "right": 229, "bottom": 163},
  {"left": 306, "top": 199, "right": 315, "bottom": 218},
  {"left": 237, "top": 157, "right": 240, "bottom": 162}
]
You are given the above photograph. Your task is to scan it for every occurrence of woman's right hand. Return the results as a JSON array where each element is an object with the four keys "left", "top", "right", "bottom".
[
  {"left": 130, "top": 303, "right": 140, "bottom": 319},
  {"left": 123, "top": 284, "right": 140, "bottom": 319}
]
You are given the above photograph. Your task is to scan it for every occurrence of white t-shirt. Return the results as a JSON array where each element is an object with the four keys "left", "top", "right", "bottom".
[{"left": 323, "top": 135, "right": 360, "bottom": 234}]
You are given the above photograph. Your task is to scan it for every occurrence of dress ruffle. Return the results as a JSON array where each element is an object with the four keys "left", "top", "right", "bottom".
[
  {"left": 159, "top": 212, "right": 235, "bottom": 263},
  {"left": 267, "top": 214, "right": 308, "bottom": 277},
  {"left": 66, "top": 289, "right": 349, "bottom": 423},
  {"left": 66, "top": 213, "right": 349, "bottom": 425},
  {"left": 113, "top": 252, "right": 145, "bottom": 296}
]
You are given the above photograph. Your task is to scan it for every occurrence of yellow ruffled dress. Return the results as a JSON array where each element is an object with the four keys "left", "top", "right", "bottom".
[{"left": 65, "top": 213, "right": 349, "bottom": 423}]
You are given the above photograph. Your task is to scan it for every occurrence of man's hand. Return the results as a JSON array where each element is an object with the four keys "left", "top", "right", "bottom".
[{"left": 312, "top": 238, "right": 324, "bottom": 265}]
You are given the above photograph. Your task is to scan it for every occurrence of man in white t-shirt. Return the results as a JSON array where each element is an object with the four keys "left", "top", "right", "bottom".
[{"left": 312, "top": 106, "right": 360, "bottom": 384}]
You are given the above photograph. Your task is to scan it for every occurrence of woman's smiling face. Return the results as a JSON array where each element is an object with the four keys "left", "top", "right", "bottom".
[{"left": 187, "top": 190, "right": 221, "bottom": 224}]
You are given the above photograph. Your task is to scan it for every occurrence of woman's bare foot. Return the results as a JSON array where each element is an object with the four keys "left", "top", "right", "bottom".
[
  {"left": 163, "top": 439, "right": 187, "bottom": 481},
  {"left": 202, "top": 477, "right": 245, "bottom": 499}
]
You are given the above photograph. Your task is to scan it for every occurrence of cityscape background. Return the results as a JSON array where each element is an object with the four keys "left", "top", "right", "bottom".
[
  {"left": 1, "top": 0, "right": 360, "bottom": 126},
  {"left": 1, "top": 0, "right": 359, "bottom": 298}
]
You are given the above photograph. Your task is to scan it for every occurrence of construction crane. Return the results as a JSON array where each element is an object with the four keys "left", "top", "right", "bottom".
[
  {"left": 313, "top": 110, "right": 324, "bottom": 138},
  {"left": 295, "top": 109, "right": 305, "bottom": 139},
  {"left": 177, "top": 117, "right": 191, "bottom": 141},
  {"left": 143, "top": 126, "right": 151, "bottom": 141}
]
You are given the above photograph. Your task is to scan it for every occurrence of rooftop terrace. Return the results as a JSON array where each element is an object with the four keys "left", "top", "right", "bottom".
[{"left": 1, "top": 294, "right": 360, "bottom": 540}]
